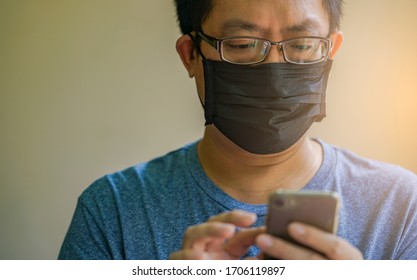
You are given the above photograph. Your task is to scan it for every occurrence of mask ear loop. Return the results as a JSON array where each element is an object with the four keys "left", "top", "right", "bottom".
[{"left": 187, "top": 33, "right": 214, "bottom": 125}]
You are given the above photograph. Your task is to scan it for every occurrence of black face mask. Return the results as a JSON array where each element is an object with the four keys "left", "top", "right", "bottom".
[{"left": 201, "top": 59, "right": 333, "bottom": 154}]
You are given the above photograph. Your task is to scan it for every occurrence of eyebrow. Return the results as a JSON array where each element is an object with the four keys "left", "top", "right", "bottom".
[
  {"left": 219, "top": 19, "right": 265, "bottom": 37},
  {"left": 218, "top": 18, "right": 323, "bottom": 38},
  {"left": 283, "top": 19, "right": 323, "bottom": 34}
]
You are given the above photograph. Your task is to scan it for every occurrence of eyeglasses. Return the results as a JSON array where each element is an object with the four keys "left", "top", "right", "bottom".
[{"left": 196, "top": 31, "right": 332, "bottom": 65}]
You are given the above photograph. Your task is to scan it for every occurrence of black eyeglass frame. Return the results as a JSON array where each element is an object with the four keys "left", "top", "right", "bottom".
[{"left": 194, "top": 31, "right": 332, "bottom": 65}]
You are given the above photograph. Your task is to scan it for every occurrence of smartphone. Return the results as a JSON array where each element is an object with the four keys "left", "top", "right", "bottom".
[{"left": 265, "top": 190, "right": 340, "bottom": 258}]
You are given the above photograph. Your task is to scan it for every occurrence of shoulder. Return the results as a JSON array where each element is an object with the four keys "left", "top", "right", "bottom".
[
  {"left": 330, "top": 142, "right": 417, "bottom": 177},
  {"left": 324, "top": 141, "right": 417, "bottom": 186},
  {"left": 79, "top": 142, "right": 199, "bottom": 207}
]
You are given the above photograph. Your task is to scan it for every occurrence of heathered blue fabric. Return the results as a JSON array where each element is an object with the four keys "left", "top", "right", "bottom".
[{"left": 58, "top": 139, "right": 417, "bottom": 260}]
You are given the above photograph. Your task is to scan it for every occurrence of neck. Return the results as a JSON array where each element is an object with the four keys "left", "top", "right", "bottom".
[{"left": 197, "top": 126, "right": 323, "bottom": 204}]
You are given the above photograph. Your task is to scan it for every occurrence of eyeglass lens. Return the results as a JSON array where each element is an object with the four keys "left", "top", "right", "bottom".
[{"left": 220, "top": 37, "right": 329, "bottom": 64}]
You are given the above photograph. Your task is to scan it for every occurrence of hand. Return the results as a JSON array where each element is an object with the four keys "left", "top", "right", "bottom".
[
  {"left": 169, "top": 210, "right": 262, "bottom": 260},
  {"left": 256, "top": 222, "right": 363, "bottom": 260}
]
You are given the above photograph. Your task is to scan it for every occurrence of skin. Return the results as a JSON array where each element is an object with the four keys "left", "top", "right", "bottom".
[{"left": 171, "top": 0, "right": 362, "bottom": 260}]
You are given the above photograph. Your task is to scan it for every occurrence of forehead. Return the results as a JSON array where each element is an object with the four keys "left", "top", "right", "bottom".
[{"left": 203, "top": 0, "right": 329, "bottom": 37}]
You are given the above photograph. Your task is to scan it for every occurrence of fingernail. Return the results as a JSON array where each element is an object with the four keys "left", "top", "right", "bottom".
[
  {"left": 240, "top": 212, "right": 257, "bottom": 224},
  {"left": 257, "top": 234, "right": 273, "bottom": 248},
  {"left": 289, "top": 223, "right": 305, "bottom": 236},
  {"left": 249, "top": 213, "right": 257, "bottom": 222}
]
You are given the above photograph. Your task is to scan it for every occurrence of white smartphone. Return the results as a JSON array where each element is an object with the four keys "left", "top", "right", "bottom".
[{"left": 265, "top": 190, "right": 340, "bottom": 258}]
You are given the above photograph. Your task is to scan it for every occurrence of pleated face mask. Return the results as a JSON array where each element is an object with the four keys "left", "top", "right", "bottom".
[{"left": 201, "top": 59, "right": 333, "bottom": 154}]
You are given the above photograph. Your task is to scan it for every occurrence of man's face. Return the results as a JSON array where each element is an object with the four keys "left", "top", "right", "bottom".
[
  {"left": 202, "top": 0, "right": 330, "bottom": 55},
  {"left": 193, "top": 0, "right": 331, "bottom": 99},
  {"left": 176, "top": 0, "right": 341, "bottom": 155}
]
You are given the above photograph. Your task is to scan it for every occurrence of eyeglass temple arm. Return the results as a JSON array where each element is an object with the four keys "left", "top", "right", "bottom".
[
  {"left": 196, "top": 32, "right": 218, "bottom": 50},
  {"left": 187, "top": 33, "right": 208, "bottom": 60}
]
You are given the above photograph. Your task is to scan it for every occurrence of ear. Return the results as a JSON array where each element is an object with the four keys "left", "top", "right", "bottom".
[
  {"left": 176, "top": 34, "right": 198, "bottom": 78},
  {"left": 329, "top": 31, "right": 343, "bottom": 59}
]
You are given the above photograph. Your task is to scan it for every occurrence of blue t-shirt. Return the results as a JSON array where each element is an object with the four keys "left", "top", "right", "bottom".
[{"left": 58, "top": 140, "right": 417, "bottom": 260}]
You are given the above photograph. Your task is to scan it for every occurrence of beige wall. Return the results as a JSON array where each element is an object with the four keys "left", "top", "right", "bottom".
[
  {"left": 0, "top": 0, "right": 416, "bottom": 259},
  {"left": 310, "top": 0, "right": 417, "bottom": 170}
]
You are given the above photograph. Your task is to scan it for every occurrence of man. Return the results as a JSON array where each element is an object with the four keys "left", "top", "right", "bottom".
[{"left": 59, "top": 0, "right": 417, "bottom": 260}]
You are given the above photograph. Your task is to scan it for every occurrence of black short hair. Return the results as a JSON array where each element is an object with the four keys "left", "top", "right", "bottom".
[{"left": 173, "top": 0, "right": 344, "bottom": 34}]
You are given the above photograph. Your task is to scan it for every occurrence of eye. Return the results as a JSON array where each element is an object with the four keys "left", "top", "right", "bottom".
[
  {"left": 289, "top": 43, "right": 313, "bottom": 51},
  {"left": 220, "top": 38, "right": 269, "bottom": 64},
  {"left": 226, "top": 42, "right": 256, "bottom": 49},
  {"left": 223, "top": 39, "right": 259, "bottom": 51}
]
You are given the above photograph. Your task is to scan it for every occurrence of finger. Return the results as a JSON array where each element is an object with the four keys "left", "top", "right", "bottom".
[
  {"left": 208, "top": 210, "right": 257, "bottom": 227},
  {"left": 169, "top": 249, "right": 205, "bottom": 260},
  {"left": 182, "top": 222, "right": 235, "bottom": 250},
  {"left": 223, "top": 227, "right": 265, "bottom": 258},
  {"left": 256, "top": 233, "right": 326, "bottom": 260},
  {"left": 288, "top": 222, "right": 363, "bottom": 260}
]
